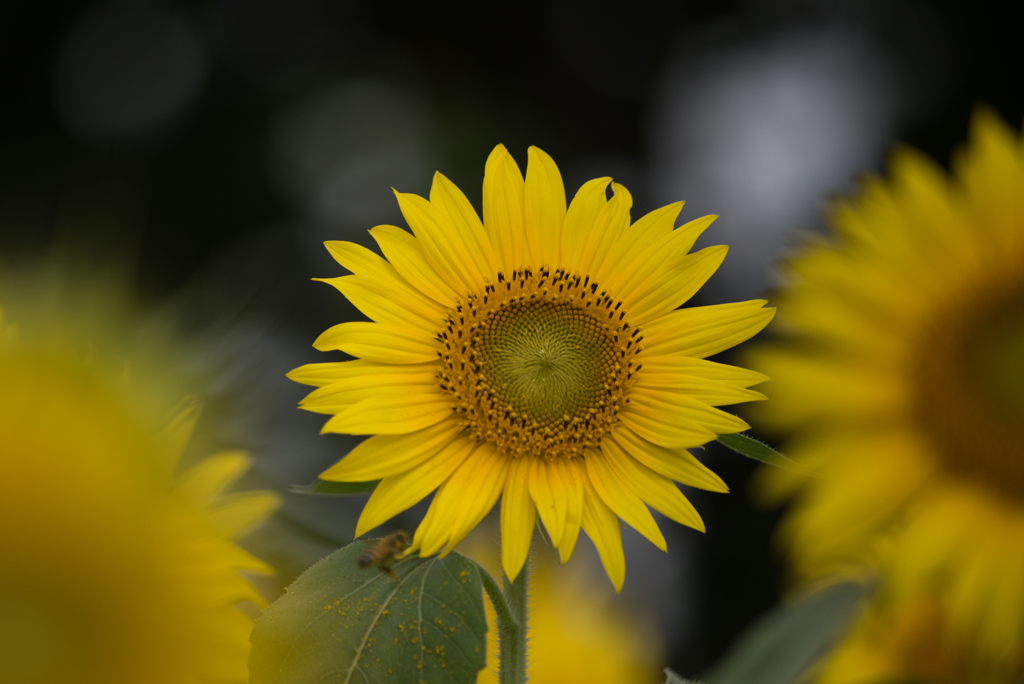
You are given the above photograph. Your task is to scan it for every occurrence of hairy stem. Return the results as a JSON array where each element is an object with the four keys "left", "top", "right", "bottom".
[{"left": 498, "top": 558, "right": 528, "bottom": 684}]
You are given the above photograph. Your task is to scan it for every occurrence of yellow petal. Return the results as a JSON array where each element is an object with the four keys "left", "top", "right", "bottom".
[
  {"left": 312, "top": 321, "right": 438, "bottom": 364},
  {"left": 601, "top": 438, "right": 705, "bottom": 532},
  {"left": 207, "top": 491, "right": 282, "bottom": 539},
  {"left": 633, "top": 358, "right": 767, "bottom": 407},
  {"left": 578, "top": 182, "right": 631, "bottom": 279},
  {"left": 561, "top": 177, "right": 610, "bottom": 273},
  {"left": 321, "top": 392, "right": 452, "bottom": 435},
  {"left": 596, "top": 202, "right": 684, "bottom": 288},
  {"left": 288, "top": 359, "right": 436, "bottom": 388},
  {"left": 580, "top": 468, "right": 626, "bottom": 591},
  {"left": 625, "top": 245, "right": 728, "bottom": 324},
  {"left": 298, "top": 367, "right": 437, "bottom": 414},
  {"left": 608, "top": 214, "right": 717, "bottom": 300},
  {"left": 355, "top": 436, "right": 476, "bottom": 536},
  {"left": 617, "top": 404, "right": 719, "bottom": 450},
  {"left": 639, "top": 356, "right": 769, "bottom": 388},
  {"left": 319, "top": 419, "right": 463, "bottom": 482},
  {"left": 370, "top": 225, "right": 458, "bottom": 307},
  {"left": 530, "top": 457, "right": 567, "bottom": 547},
  {"left": 424, "top": 443, "right": 510, "bottom": 557},
  {"left": 610, "top": 426, "right": 729, "bottom": 493},
  {"left": 429, "top": 172, "right": 498, "bottom": 280},
  {"left": 318, "top": 274, "right": 442, "bottom": 334},
  {"left": 501, "top": 456, "right": 537, "bottom": 582},
  {"left": 629, "top": 387, "right": 749, "bottom": 435},
  {"left": 524, "top": 146, "right": 567, "bottom": 268},
  {"left": 556, "top": 459, "right": 585, "bottom": 563},
  {"left": 395, "top": 190, "right": 480, "bottom": 295},
  {"left": 642, "top": 300, "right": 776, "bottom": 359},
  {"left": 584, "top": 447, "right": 666, "bottom": 551},
  {"left": 483, "top": 144, "right": 526, "bottom": 273},
  {"left": 174, "top": 451, "right": 251, "bottom": 506}
]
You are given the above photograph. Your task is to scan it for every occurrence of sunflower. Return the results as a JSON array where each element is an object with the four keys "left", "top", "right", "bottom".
[
  {"left": 291, "top": 145, "right": 774, "bottom": 589},
  {"left": 749, "top": 110, "right": 1024, "bottom": 676},
  {"left": 0, "top": 280, "right": 279, "bottom": 683}
]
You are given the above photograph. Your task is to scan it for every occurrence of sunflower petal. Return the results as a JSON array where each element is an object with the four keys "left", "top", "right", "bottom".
[
  {"left": 629, "top": 387, "right": 749, "bottom": 435},
  {"left": 561, "top": 177, "right": 610, "bottom": 273},
  {"left": 319, "top": 419, "right": 463, "bottom": 482},
  {"left": 312, "top": 321, "right": 438, "bottom": 365},
  {"left": 557, "top": 459, "right": 585, "bottom": 563},
  {"left": 643, "top": 300, "right": 776, "bottom": 359},
  {"left": 580, "top": 473, "right": 626, "bottom": 592},
  {"left": 483, "top": 144, "right": 526, "bottom": 274},
  {"left": 424, "top": 443, "right": 510, "bottom": 557},
  {"left": 321, "top": 392, "right": 452, "bottom": 435},
  {"left": 430, "top": 172, "right": 499, "bottom": 280},
  {"left": 584, "top": 447, "right": 666, "bottom": 551},
  {"left": 395, "top": 190, "right": 480, "bottom": 296},
  {"left": 610, "top": 427, "right": 728, "bottom": 493},
  {"left": 601, "top": 438, "right": 705, "bottom": 532},
  {"left": 524, "top": 146, "right": 566, "bottom": 268},
  {"left": 530, "top": 457, "right": 567, "bottom": 547},
  {"left": 578, "top": 182, "right": 632, "bottom": 278},
  {"left": 318, "top": 275, "right": 442, "bottom": 333},
  {"left": 369, "top": 225, "right": 458, "bottom": 307},
  {"left": 501, "top": 456, "right": 537, "bottom": 582},
  {"left": 355, "top": 436, "right": 476, "bottom": 536},
  {"left": 207, "top": 491, "right": 282, "bottom": 539},
  {"left": 174, "top": 451, "right": 251, "bottom": 505},
  {"left": 626, "top": 245, "right": 728, "bottom": 324},
  {"left": 618, "top": 403, "right": 720, "bottom": 450}
]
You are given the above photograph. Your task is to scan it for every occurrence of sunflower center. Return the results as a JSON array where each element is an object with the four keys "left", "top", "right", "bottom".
[
  {"left": 912, "top": 279, "right": 1024, "bottom": 500},
  {"left": 437, "top": 267, "right": 642, "bottom": 459}
]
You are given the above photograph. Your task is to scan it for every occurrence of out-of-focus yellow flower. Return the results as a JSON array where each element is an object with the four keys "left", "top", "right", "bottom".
[
  {"left": 290, "top": 145, "right": 773, "bottom": 589},
  {"left": 749, "top": 110, "right": 1024, "bottom": 678},
  {"left": 0, "top": 271, "right": 279, "bottom": 684},
  {"left": 817, "top": 596, "right": 971, "bottom": 684},
  {"left": 468, "top": 542, "right": 663, "bottom": 684}
]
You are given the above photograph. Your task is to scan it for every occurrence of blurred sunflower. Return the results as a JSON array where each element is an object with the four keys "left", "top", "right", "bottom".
[
  {"left": 0, "top": 271, "right": 279, "bottom": 684},
  {"left": 469, "top": 544, "right": 662, "bottom": 684},
  {"left": 750, "top": 110, "right": 1024, "bottom": 676},
  {"left": 291, "top": 145, "right": 774, "bottom": 588}
]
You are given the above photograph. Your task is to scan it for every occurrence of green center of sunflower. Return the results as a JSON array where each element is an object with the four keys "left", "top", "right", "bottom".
[
  {"left": 913, "top": 281, "right": 1024, "bottom": 500},
  {"left": 438, "top": 267, "right": 642, "bottom": 460}
]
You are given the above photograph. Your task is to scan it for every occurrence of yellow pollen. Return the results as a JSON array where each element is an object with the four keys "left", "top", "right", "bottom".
[{"left": 437, "top": 266, "right": 642, "bottom": 460}]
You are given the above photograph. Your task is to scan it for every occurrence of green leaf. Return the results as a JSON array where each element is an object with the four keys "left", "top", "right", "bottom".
[
  {"left": 704, "top": 582, "right": 868, "bottom": 684},
  {"left": 287, "top": 479, "right": 380, "bottom": 495},
  {"left": 665, "top": 667, "right": 703, "bottom": 683},
  {"left": 249, "top": 540, "right": 488, "bottom": 684},
  {"left": 715, "top": 432, "right": 795, "bottom": 469}
]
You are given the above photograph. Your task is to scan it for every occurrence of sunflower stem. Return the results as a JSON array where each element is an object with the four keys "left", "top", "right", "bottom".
[{"left": 498, "top": 557, "right": 528, "bottom": 684}]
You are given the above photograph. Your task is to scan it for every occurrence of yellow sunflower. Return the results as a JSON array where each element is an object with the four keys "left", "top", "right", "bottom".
[
  {"left": 750, "top": 110, "right": 1024, "bottom": 675},
  {"left": 0, "top": 280, "right": 279, "bottom": 683},
  {"left": 290, "top": 145, "right": 774, "bottom": 589}
]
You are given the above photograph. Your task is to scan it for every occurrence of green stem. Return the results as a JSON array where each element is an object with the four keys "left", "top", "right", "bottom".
[{"left": 498, "top": 557, "right": 528, "bottom": 684}]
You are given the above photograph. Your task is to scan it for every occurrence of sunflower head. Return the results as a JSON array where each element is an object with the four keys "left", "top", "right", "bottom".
[
  {"left": 748, "top": 109, "right": 1024, "bottom": 673},
  {"left": 292, "top": 144, "right": 774, "bottom": 589},
  {"left": 0, "top": 268, "right": 279, "bottom": 684}
]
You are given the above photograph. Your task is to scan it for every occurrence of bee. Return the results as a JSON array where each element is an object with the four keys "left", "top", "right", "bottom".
[{"left": 357, "top": 531, "right": 409, "bottom": 578}]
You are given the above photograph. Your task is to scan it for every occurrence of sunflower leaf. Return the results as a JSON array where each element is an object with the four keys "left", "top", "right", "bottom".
[
  {"left": 287, "top": 479, "right": 380, "bottom": 495},
  {"left": 715, "top": 432, "right": 794, "bottom": 469},
  {"left": 249, "top": 540, "right": 488, "bottom": 684},
  {"left": 703, "top": 582, "right": 868, "bottom": 684}
]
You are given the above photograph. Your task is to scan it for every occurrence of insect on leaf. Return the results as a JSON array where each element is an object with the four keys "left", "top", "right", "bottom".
[{"left": 249, "top": 540, "right": 488, "bottom": 684}]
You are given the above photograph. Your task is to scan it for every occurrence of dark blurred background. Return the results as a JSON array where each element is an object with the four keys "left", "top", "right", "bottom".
[{"left": 2, "top": 0, "right": 1022, "bottom": 677}]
